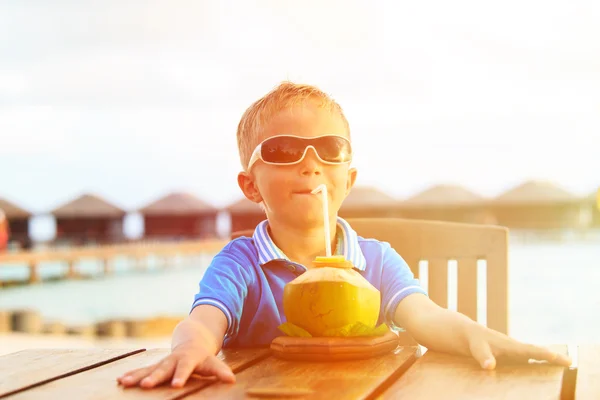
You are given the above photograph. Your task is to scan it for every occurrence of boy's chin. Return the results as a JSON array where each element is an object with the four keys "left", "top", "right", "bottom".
[{"left": 279, "top": 212, "right": 331, "bottom": 229}]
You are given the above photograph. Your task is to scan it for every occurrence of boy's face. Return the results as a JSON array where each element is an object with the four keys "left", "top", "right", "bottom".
[{"left": 238, "top": 103, "right": 357, "bottom": 229}]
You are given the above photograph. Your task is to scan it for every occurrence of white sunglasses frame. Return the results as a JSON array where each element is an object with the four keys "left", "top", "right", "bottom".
[{"left": 246, "top": 134, "right": 353, "bottom": 171}]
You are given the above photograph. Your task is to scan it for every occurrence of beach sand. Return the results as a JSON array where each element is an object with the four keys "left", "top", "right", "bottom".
[{"left": 0, "top": 332, "right": 171, "bottom": 357}]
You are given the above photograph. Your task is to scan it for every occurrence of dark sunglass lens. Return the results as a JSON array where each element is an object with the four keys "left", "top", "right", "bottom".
[
  {"left": 261, "top": 136, "right": 305, "bottom": 163},
  {"left": 314, "top": 136, "right": 352, "bottom": 162}
]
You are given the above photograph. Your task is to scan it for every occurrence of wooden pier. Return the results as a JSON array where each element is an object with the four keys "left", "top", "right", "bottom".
[{"left": 0, "top": 239, "right": 227, "bottom": 284}]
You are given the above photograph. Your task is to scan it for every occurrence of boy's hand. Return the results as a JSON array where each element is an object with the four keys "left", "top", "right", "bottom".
[
  {"left": 465, "top": 323, "right": 572, "bottom": 370},
  {"left": 117, "top": 342, "right": 235, "bottom": 389}
]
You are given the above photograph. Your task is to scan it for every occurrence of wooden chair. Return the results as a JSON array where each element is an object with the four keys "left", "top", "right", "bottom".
[{"left": 231, "top": 217, "right": 509, "bottom": 335}]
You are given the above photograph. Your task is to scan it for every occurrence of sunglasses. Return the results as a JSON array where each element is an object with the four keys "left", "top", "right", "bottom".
[{"left": 247, "top": 135, "right": 352, "bottom": 170}]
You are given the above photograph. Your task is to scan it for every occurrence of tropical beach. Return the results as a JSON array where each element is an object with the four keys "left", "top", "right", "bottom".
[{"left": 1, "top": 1, "right": 599, "bottom": 398}]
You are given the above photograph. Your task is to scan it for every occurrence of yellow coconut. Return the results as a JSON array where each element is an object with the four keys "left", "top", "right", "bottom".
[{"left": 282, "top": 255, "right": 380, "bottom": 337}]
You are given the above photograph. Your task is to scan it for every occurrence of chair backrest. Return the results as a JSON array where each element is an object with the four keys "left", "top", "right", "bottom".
[
  {"left": 346, "top": 218, "right": 509, "bottom": 334},
  {"left": 231, "top": 217, "right": 509, "bottom": 334}
]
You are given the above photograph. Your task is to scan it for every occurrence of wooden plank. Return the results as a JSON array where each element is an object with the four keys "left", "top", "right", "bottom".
[
  {"left": 346, "top": 218, "right": 509, "bottom": 260},
  {"left": 271, "top": 331, "right": 400, "bottom": 361},
  {"left": 0, "top": 348, "right": 145, "bottom": 399},
  {"left": 29, "top": 261, "right": 40, "bottom": 283},
  {"left": 427, "top": 259, "right": 448, "bottom": 308},
  {"left": 0, "top": 239, "right": 226, "bottom": 265},
  {"left": 185, "top": 346, "right": 418, "bottom": 400},
  {"left": 575, "top": 345, "right": 600, "bottom": 400},
  {"left": 381, "top": 345, "right": 568, "bottom": 399},
  {"left": 6, "top": 348, "right": 269, "bottom": 400},
  {"left": 457, "top": 258, "right": 478, "bottom": 322},
  {"left": 486, "top": 230, "right": 509, "bottom": 334}
]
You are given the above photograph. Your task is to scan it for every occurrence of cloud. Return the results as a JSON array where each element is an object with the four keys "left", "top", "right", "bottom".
[
  {"left": 0, "top": 106, "right": 81, "bottom": 155},
  {"left": 1, "top": 0, "right": 598, "bottom": 114},
  {"left": 0, "top": 0, "right": 598, "bottom": 211}
]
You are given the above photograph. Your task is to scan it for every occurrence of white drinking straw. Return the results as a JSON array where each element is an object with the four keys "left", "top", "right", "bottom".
[{"left": 311, "top": 184, "right": 331, "bottom": 257}]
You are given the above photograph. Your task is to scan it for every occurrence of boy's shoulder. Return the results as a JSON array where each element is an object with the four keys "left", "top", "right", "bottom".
[
  {"left": 218, "top": 236, "right": 259, "bottom": 264},
  {"left": 355, "top": 235, "right": 395, "bottom": 257}
]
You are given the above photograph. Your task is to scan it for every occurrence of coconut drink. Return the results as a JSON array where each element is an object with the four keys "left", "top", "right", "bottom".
[
  {"left": 283, "top": 255, "right": 380, "bottom": 337},
  {"left": 279, "top": 185, "right": 384, "bottom": 338}
]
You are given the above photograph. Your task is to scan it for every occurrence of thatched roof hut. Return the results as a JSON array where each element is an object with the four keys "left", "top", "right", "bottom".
[
  {"left": 490, "top": 181, "right": 583, "bottom": 229},
  {"left": 52, "top": 193, "right": 126, "bottom": 219},
  {"left": 139, "top": 192, "right": 215, "bottom": 216},
  {"left": 401, "top": 184, "right": 484, "bottom": 207},
  {"left": 0, "top": 197, "right": 32, "bottom": 219},
  {"left": 227, "top": 197, "right": 265, "bottom": 235},
  {"left": 0, "top": 197, "right": 32, "bottom": 247},
  {"left": 139, "top": 192, "right": 218, "bottom": 239},
  {"left": 339, "top": 186, "right": 397, "bottom": 218},
  {"left": 51, "top": 193, "right": 126, "bottom": 244},
  {"left": 492, "top": 181, "right": 578, "bottom": 205},
  {"left": 397, "top": 184, "right": 492, "bottom": 224}
]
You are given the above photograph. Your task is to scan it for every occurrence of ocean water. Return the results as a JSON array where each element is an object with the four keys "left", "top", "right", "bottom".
[{"left": 0, "top": 239, "right": 599, "bottom": 345}]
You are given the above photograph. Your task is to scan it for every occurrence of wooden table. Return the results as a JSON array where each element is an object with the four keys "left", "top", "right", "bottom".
[{"left": 0, "top": 345, "right": 597, "bottom": 399}]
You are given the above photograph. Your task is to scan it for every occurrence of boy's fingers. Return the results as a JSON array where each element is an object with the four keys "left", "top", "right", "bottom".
[
  {"left": 140, "top": 358, "right": 177, "bottom": 389},
  {"left": 523, "top": 344, "right": 572, "bottom": 367},
  {"left": 171, "top": 359, "right": 198, "bottom": 388},
  {"left": 199, "top": 356, "right": 236, "bottom": 383},
  {"left": 119, "top": 366, "right": 155, "bottom": 387},
  {"left": 494, "top": 338, "right": 572, "bottom": 367},
  {"left": 469, "top": 338, "right": 496, "bottom": 370},
  {"left": 553, "top": 352, "right": 573, "bottom": 367},
  {"left": 118, "top": 366, "right": 145, "bottom": 382}
]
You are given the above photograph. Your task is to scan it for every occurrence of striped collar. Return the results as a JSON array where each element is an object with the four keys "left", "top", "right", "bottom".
[{"left": 252, "top": 217, "right": 367, "bottom": 271}]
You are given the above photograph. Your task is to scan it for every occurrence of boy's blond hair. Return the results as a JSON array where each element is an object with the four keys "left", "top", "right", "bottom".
[{"left": 236, "top": 81, "right": 350, "bottom": 170}]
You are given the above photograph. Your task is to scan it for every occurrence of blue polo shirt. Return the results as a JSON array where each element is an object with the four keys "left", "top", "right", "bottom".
[{"left": 191, "top": 217, "right": 427, "bottom": 347}]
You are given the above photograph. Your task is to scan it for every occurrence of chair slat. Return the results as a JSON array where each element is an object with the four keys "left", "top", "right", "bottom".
[
  {"left": 457, "top": 258, "right": 478, "bottom": 322},
  {"left": 487, "top": 241, "right": 509, "bottom": 333},
  {"left": 427, "top": 259, "right": 448, "bottom": 308}
]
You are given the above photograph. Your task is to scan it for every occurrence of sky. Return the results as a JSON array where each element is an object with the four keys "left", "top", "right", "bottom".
[{"left": 0, "top": 0, "right": 599, "bottom": 239}]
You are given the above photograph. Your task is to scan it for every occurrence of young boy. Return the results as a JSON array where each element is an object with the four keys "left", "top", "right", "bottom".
[{"left": 118, "top": 82, "right": 571, "bottom": 389}]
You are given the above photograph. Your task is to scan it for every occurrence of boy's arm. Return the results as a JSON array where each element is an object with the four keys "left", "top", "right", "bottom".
[
  {"left": 118, "top": 305, "right": 232, "bottom": 389},
  {"left": 172, "top": 304, "right": 228, "bottom": 355},
  {"left": 393, "top": 293, "right": 474, "bottom": 356},
  {"left": 394, "top": 293, "right": 571, "bottom": 369},
  {"left": 118, "top": 245, "right": 249, "bottom": 389}
]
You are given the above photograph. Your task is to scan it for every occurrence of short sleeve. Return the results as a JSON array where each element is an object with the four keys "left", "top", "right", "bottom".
[
  {"left": 380, "top": 242, "right": 428, "bottom": 325},
  {"left": 190, "top": 249, "right": 254, "bottom": 341}
]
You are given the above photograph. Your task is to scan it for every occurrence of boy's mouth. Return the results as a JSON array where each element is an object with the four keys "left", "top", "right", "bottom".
[{"left": 293, "top": 189, "right": 317, "bottom": 195}]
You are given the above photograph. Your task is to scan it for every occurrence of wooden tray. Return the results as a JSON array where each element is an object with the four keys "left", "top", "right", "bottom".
[{"left": 270, "top": 331, "right": 400, "bottom": 362}]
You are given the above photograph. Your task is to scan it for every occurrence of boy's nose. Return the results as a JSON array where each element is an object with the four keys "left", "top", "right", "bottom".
[{"left": 299, "top": 147, "right": 322, "bottom": 176}]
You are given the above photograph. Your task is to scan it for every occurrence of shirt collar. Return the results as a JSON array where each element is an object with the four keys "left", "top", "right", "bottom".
[{"left": 252, "top": 217, "right": 367, "bottom": 271}]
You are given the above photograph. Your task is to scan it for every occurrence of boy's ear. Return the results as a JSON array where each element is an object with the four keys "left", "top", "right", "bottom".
[
  {"left": 237, "top": 171, "right": 263, "bottom": 204},
  {"left": 346, "top": 167, "right": 358, "bottom": 195}
]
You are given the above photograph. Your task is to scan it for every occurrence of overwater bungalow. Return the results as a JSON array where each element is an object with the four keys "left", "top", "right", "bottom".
[
  {"left": 396, "top": 184, "right": 493, "bottom": 224},
  {"left": 227, "top": 197, "right": 265, "bottom": 235},
  {"left": 489, "top": 180, "right": 584, "bottom": 230},
  {"left": 338, "top": 186, "right": 397, "bottom": 219},
  {"left": 0, "top": 197, "right": 32, "bottom": 248},
  {"left": 51, "top": 193, "right": 126, "bottom": 245},
  {"left": 139, "top": 192, "right": 218, "bottom": 240}
]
